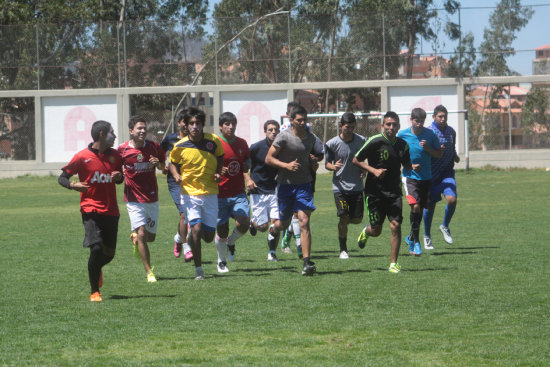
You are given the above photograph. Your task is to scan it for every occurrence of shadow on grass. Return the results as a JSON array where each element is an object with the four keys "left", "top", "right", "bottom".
[
  {"left": 431, "top": 251, "right": 477, "bottom": 256},
  {"left": 109, "top": 294, "right": 177, "bottom": 300},
  {"left": 452, "top": 246, "right": 500, "bottom": 250},
  {"left": 316, "top": 268, "right": 372, "bottom": 275},
  {"left": 398, "top": 267, "right": 455, "bottom": 272}
]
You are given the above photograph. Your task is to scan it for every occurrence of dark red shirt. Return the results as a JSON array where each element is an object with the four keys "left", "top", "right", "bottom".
[
  {"left": 218, "top": 136, "right": 250, "bottom": 198},
  {"left": 118, "top": 140, "right": 166, "bottom": 203},
  {"left": 62, "top": 145, "right": 123, "bottom": 216}
]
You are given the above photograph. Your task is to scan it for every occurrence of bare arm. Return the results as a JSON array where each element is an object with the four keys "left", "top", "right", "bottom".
[{"left": 265, "top": 145, "right": 300, "bottom": 172}]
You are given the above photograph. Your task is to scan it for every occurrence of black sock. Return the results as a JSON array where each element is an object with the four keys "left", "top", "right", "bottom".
[
  {"left": 303, "top": 256, "right": 310, "bottom": 266},
  {"left": 88, "top": 244, "right": 114, "bottom": 293},
  {"left": 410, "top": 211, "right": 422, "bottom": 243},
  {"left": 339, "top": 237, "right": 347, "bottom": 252}
]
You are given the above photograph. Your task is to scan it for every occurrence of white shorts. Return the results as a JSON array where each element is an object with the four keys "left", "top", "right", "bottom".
[
  {"left": 250, "top": 193, "right": 279, "bottom": 226},
  {"left": 181, "top": 194, "right": 218, "bottom": 232},
  {"left": 126, "top": 201, "right": 159, "bottom": 234}
]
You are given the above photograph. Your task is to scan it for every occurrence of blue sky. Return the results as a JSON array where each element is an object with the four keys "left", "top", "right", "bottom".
[{"left": 208, "top": 0, "right": 548, "bottom": 76}]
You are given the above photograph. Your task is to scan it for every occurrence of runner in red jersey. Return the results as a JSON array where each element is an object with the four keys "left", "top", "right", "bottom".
[
  {"left": 58, "top": 120, "right": 123, "bottom": 302},
  {"left": 118, "top": 115, "right": 166, "bottom": 283},
  {"left": 214, "top": 112, "right": 252, "bottom": 273}
]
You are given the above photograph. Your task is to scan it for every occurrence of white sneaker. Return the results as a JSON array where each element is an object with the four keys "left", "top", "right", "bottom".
[
  {"left": 423, "top": 236, "right": 434, "bottom": 250},
  {"left": 440, "top": 225, "right": 453, "bottom": 244},
  {"left": 339, "top": 251, "right": 349, "bottom": 259},
  {"left": 267, "top": 252, "right": 278, "bottom": 262},
  {"left": 194, "top": 267, "right": 205, "bottom": 280},
  {"left": 282, "top": 247, "right": 292, "bottom": 254},
  {"left": 217, "top": 261, "right": 229, "bottom": 273}
]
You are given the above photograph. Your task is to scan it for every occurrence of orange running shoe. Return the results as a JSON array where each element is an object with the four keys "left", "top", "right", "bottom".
[{"left": 90, "top": 292, "right": 102, "bottom": 302}]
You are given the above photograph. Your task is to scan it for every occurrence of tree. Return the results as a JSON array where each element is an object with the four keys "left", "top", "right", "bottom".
[
  {"left": 521, "top": 87, "right": 550, "bottom": 148},
  {"left": 476, "top": 0, "right": 533, "bottom": 76}
]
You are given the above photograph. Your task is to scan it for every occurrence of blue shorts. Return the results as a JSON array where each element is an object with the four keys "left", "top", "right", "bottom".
[
  {"left": 168, "top": 180, "right": 185, "bottom": 214},
  {"left": 217, "top": 193, "right": 250, "bottom": 226},
  {"left": 429, "top": 177, "right": 457, "bottom": 204},
  {"left": 277, "top": 183, "right": 316, "bottom": 222}
]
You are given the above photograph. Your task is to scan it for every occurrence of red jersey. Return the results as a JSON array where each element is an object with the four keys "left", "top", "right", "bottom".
[
  {"left": 218, "top": 136, "right": 250, "bottom": 198},
  {"left": 62, "top": 145, "right": 123, "bottom": 216},
  {"left": 118, "top": 140, "right": 166, "bottom": 203}
]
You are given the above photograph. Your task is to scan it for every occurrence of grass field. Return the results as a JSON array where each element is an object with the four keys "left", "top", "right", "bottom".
[{"left": 0, "top": 170, "right": 548, "bottom": 366}]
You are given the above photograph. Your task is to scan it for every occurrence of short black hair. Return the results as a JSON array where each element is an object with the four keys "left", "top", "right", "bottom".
[
  {"left": 411, "top": 107, "right": 426, "bottom": 122},
  {"left": 174, "top": 109, "right": 187, "bottom": 124},
  {"left": 340, "top": 112, "right": 356, "bottom": 125},
  {"left": 91, "top": 120, "right": 112, "bottom": 142},
  {"left": 128, "top": 115, "right": 146, "bottom": 130},
  {"left": 183, "top": 107, "right": 206, "bottom": 126},
  {"left": 383, "top": 111, "right": 400, "bottom": 124},
  {"left": 219, "top": 111, "right": 237, "bottom": 126},
  {"left": 264, "top": 120, "right": 280, "bottom": 131},
  {"left": 290, "top": 105, "right": 307, "bottom": 119},
  {"left": 433, "top": 105, "right": 448, "bottom": 116},
  {"left": 286, "top": 101, "right": 300, "bottom": 115}
]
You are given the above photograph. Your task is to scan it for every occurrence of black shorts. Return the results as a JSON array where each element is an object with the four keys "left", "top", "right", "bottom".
[
  {"left": 334, "top": 191, "right": 364, "bottom": 220},
  {"left": 365, "top": 194, "right": 402, "bottom": 226},
  {"left": 402, "top": 177, "right": 431, "bottom": 208},
  {"left": 81, "top": 212, "right": 119, "bottom": 249}
]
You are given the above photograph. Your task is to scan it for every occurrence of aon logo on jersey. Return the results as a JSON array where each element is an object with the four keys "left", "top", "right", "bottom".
[{"left": 91, "top": 171, "right": 112, "bottom": 183}]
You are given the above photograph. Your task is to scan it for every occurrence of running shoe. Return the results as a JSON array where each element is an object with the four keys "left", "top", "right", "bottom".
[
  {"left": 423, "top": 236, "right": 434, "bottom": 250},
  {"left": 183, "top": 250, "right": 193, "bottom": 262},
  {"left": 413, "top": 242, "right": 422, "bottom": 256},
  {"left": 99, "top": 270, "right": 103, "bottom": 288},
  {"left": 282, "top": 247, "right": 292, "bottom": 254},
  {"left": 130, "top": 232, "right": 139, "bottom": 258},
  {"left": 195, "top": 267, "right": 205, "bottom": 280},
  {"left": 388, "top": 263, "right": 401, "bottom": 273},
  {"left": 147, "top": 267, "right": 157, "bottom": 283},
  {"left": 217, "top": 261, "right": 229, "bottom": 273},
  {"left": 267, "top": 252, "right": 278, "bottom": 262},
  {"left": 339, "top": 251, "right": 349, "bottom": 259},
  {"left": 440, "top": 225, "right": 454, "bottom": 244},
  {"left": 227, "top": 244, "right": 236, "bottom": 262},
  {"left": 405, "top": 236, "right": 415, "bottom": 255},
  {"left": 90, "top": 292, "right": 102, "bottom": 302},
  {"left": 174, "top": 241, "right": 182, "bottom": 258},
  {"left": 301, "top": 261, "right": 316, "bottom": 276},
  {"left": 357, "top": 227, "right": 369, "bottom": 249}
]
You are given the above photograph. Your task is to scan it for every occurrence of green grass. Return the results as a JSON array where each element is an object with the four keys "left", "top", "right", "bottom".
[{"left": 1, "top": 170, "right": 549, "bottom": 366}]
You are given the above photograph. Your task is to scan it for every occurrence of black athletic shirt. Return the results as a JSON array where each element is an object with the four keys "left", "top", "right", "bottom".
[{"left": 355, "top": 133, "right": 411, "bottom": 197}]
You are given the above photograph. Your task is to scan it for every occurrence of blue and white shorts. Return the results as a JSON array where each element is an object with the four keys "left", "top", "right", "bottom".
[
  {"left": 217, "top": 193, "right": 250, "bottom": 226},
  {"left": 182, "top": 194, "right": 218, "bottom": 233}
]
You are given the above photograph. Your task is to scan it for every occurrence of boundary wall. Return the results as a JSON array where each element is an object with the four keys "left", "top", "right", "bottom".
[{"left": 1, "top": 75, "right": 550, "bottom": 178}]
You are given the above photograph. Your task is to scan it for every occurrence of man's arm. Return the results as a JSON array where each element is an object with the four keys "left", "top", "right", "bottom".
[
  {"left": 265, "top": 145, "right": 299, "bottom": 172},
  {"left": 58, "top": 170, "right": 91, "bottom": 192},
  {"left": 420, "top": 139, "right": 443, "bottom": 158},
  {"left": 214, "top": 155, "right": 224, "bottom": 182},
  {"left": 352, "top": 157, "right": 386, "bottom": 179}
]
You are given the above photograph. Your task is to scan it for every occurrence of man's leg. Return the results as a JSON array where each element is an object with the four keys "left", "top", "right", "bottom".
[
  {"left": 296, "top": 210, "right": 316, "bottom": 275},
  {"left": 215, "top": 221, "right": 229, "bottom": 272},
  {"left": 423, "top": 205, "right": 435, "bottom": 250},
  {"left": 135, "top": 225, "right": 155, "bottom": 279},
  {"left": 388, "top": 220, "right": 402, "bottom": 273}
]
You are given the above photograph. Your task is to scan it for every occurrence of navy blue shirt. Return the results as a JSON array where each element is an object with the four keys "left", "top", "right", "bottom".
[
  {"left": 249, "top": 138, "right": 278, "bottom": 195},
  {"left": 161, "top": 132, "right": 184, "bottom": 182}
]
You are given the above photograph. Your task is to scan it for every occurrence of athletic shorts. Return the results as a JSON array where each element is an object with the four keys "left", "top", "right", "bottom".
[
  {"left": 365, "top": 194, "right": 403, "bottom": 226},
  {"left": 182, "top": 194, "right": 218, "bottom": 233},
  {"left": 81, "top": 212, "right": 119, "bottom": 249},
  {"left": 126, "top": 201, "right": 160, "bottom": 234},
  {"left": 334, "top": 191, "right": 364, "bottom": 220},
  {"left": 277, "top": 182, "right": 316, "bottom": 222},
  {"left": 429, "top": 177, "right": 457, "bottom": 204},
  {"left": 402, "top": 177, "right": 431, "bottom": 208},
  {"left": 217, "top": 193, "right": 250, "bottom": 226},
  {"left": 250, "top": 193, "right": 279, "bottom": 226},
  {"left": 168, "top": 180, "right": 185, "bottom": 214}
]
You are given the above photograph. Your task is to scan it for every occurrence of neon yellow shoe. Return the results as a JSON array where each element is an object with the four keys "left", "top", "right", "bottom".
[
  {"left": 147, "top": 267, "right": 157, "bottom": 283},
  {"left": 130, "top": 232, "right": 139, "bottom": 258},
  {"left": 388, "top": 263, "right": 401, "bottom": 274},
  {"left": 357, "top": 227, "right": 369, "bottom": 249}
]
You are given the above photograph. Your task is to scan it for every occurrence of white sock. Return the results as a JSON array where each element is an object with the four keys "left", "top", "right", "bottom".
[
  {"left": 216, "top": 235, "right": 228, "bottom": 263},
  {"left": 174, "top": 232, "right": 182, "bottom": 244},
  {"left": 291, "top": 218, "right": 300, "bottom": 237},
  {"left": 227, "top": 227, "right": 245, "bottom": 245},
  {"left": 286, "top": 222, "right": 294, "bottom": 234},
  {"left": 183, "top": 243, "right": 191, "bottom": 254}
]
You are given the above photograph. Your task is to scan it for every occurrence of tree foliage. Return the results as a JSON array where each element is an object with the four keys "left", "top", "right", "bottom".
[{"left": 521, "top": 87, "right": 550, "bottom": 147}]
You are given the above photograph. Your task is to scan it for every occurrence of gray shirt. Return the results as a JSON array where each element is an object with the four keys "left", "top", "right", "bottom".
[
  {"left": 325, "top": 133, "right": 366, "bottom": 193},
  {"left": 272, "top": 129, "right": 317, "bottom": 185}
]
